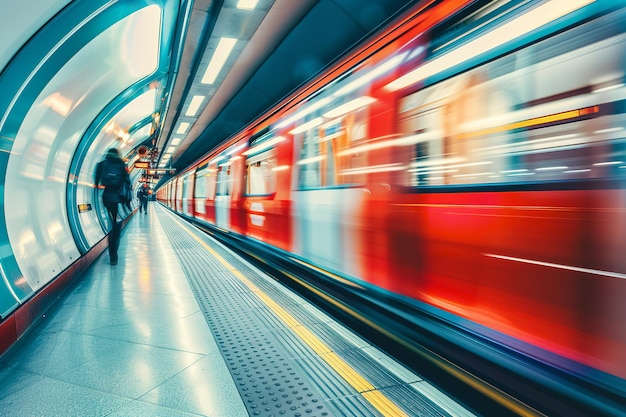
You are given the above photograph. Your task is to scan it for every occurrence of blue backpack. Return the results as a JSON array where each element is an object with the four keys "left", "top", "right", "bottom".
[{"left": 101, "top": 160, "right": 124, "bottom": 187}]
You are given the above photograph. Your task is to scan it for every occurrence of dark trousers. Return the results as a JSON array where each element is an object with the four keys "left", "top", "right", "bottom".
[
  {"left": 104, "top": 200, "right": 120, "bottom": 261},
  {"left": 139, "top": 198, "right": 148, "bottom": 213}
]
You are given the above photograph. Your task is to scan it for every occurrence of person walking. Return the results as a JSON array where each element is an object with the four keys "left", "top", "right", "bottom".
[
  {"left": 137, "top": 183, "right": 150, "bottom": 214},
  {"left": 94, "top": 147, "right": 131, "bottom": 265}
]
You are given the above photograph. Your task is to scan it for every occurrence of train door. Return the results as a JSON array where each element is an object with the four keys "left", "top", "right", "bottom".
[
  {"left": 290, "top": 112, "right": 366, "bottom": 278},
  {"left": 194, "top": 163, "right": 208, "bottom": 217},
  {"left": 175, "top": 176, "right": 183, "bottom": 213},
  {"left": 181, "top": 173, "right": 193, "bottom": 217},
  {"left": 215, "top": 159, "right": 232, "bottom": 230}
]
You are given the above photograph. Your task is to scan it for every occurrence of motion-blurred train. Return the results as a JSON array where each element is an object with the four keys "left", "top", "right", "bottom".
[{"left": 159, "top": 0, "right": 626, "bottom": 387}]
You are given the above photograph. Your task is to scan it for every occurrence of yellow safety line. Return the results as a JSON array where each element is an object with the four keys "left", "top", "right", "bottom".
[
  {"left": 167, "top": 211, "right": 543, "bottom": 416},
  {"left": 168, "top": 213, "right": 409, "bottom": 417},
  {"left": 277, "top": 269, "right": 544, "bottom": 417}
]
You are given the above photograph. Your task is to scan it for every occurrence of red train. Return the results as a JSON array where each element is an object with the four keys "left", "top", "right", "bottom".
[{"left": 159, "top": 0, "right": 626, "bottom": 384}]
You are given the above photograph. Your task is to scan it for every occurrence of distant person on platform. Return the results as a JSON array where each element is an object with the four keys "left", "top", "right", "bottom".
[
  {"left": 137, "top": 183, "right": 150, "bottom": 214},
  {"left": 95, "top": 148, "right": 131, "bottom": 265}
]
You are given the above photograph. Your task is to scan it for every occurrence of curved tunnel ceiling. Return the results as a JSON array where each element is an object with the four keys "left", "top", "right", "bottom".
[{"left": 158, "top": 0, "right": 424, "bottom": 174}]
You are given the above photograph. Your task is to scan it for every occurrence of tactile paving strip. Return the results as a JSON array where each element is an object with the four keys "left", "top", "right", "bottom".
[
  {"left": 158, "top": 214, "right": 345, "bottom": 417},
  {"left": 156, "top": 209, "right": 463, "bottom": 417}
]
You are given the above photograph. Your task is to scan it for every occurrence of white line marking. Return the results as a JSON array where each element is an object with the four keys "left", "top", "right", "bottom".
[{"left": 486, "top": 254, "right": 626, "bottom": 280}]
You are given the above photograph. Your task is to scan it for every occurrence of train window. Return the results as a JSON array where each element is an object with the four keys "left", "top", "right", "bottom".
[
  {"left": 296, "top": 123, "right": 323, "bottom": 189},
  {"left": 295, "top": 112, "right": 370, "bottom": 189},
  {"left": 246, "top": 149, "right": 277, "bottom": 195},
  {"left": 396, "top": 12, "right": 626, "bottom": 189},
  {"left": 195, "top": 164, "right": 210, "bottom": 199},
  {"left": 216, "top": 161, "right": 232, "bottom": 196}
]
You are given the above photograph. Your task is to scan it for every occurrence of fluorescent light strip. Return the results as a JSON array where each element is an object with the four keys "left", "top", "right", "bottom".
[
  {"left": 386, "top": 0, "right": 595, "bottom": 91},
  {"left": 177, "top": 122, "right": 190, "bottom": 134},
  {"left": 186, "top": 95, "right": 205, "bottom": 116},
  {"left": 171, "top": 137, "right": 182, "bottom": 145},
  {"left": 202, "top": 37, "right": 238, "bottom": 84},
  {"left": 237, "top": 0, "right": 259, "bottom": 10}
]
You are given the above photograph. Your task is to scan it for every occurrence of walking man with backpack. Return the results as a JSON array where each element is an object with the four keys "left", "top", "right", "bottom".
[
  {"left": 137, "top": 183, "right": 150, "bottom": 214},
  {"left": 95, "top": 148, "right": 131, "bottom": 265}
]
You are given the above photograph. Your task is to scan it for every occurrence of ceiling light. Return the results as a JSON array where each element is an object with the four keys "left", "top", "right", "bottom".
[
  {"left": 176, "top": 122, "right": 190, "bottom": 134},
  {"left": 237, "top": 0, "right": 259, "bottom": 10},
  {"left": 171, "top": 137, "right": 182, "bottom": 145},
  {"left": 201, "top": 37, "right": 238, "bottom": 84},
  {"left": 186, "top": 95, "right": 205, "bottom": 116}
]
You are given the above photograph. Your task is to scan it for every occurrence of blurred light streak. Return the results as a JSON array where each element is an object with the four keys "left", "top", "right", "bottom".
[
  {"left": 536, "top": 166, "right": 567, "bottom": 171},
  {"left": 454, "top": 171, "right": 494, "bottom": 178},
  {"left": 385, "top": 0, "right": 595, "bottom": 91},
  {"left": 288, "top": 117, "right": 323, "bottom": 134},
  {"left": 243, "top": 136, "right": 284, "bottom": 155},
  {"left": 296, "top": 155, "right": 325, "bottom": 165},
  {"left": 323, "top": 97, "right": 376, "bottom": 119},
  {"left": 592, "top": 82, "right": 624, "bottom": 93},
  {"left": 339, "top": 163, "right": 405, "bottom": 175},
  {"left": 276, "top": 98, "right": 332, "bottom": 129},
  {"left": 507, "top": 172, "right": 535, "bottom": 176},
  {"left": 486, "top": 254, "right": 626, "bottom": 280},
  {"left": 337, "top": 131, "right": 442, "bottom": 156},
  {"left": 409, "top": 156, "right": 466, "bottom": 168},
  {"left": 272, "top": 165, "right": 289, "bottom": 172},
  {"left": 318, "top": 131, "right": 344, "bottom": 143},
  {"left": 226, "top": 143, "right": 246, "bottom": 155},
  {"left": 209, "top": 155, "right": 223, "bottom": 165},
  {"left": 593, "top": 161, "right": 622, "bottom": 166},
  {"left": 597, "top": 126, "right": 624, "bottom": 133},
  {"left": 459, "top": 106, "right": 599, "bottom": 141},
  {"left": 445, "top": 161, "right": 492, "bottom": 169},
  {"left": 333, "top": 53, "right": 407, "bottom": 98},
  {"left": 42, "top": 93, "right": 72, "bottom": 116}
]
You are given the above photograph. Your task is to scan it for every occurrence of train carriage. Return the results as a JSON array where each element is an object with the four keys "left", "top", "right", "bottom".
[{"left": 159, "top": 0, "right": 626, "bottom": 384}]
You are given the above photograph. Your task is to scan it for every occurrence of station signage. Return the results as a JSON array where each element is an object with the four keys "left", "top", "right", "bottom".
[
  {"left": 134, "top": 161, "right": 150, "bottom": 169},
  {"left": 147, "top": 169, "right": 176, "bottom": 175},
  {"left": 78, "top": 203, "right": 92, "bottom": 213}
]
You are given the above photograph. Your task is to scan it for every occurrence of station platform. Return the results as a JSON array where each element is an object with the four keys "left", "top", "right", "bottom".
[{"left": 0, "top": 202, "right": 475, "bottom": 417}]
